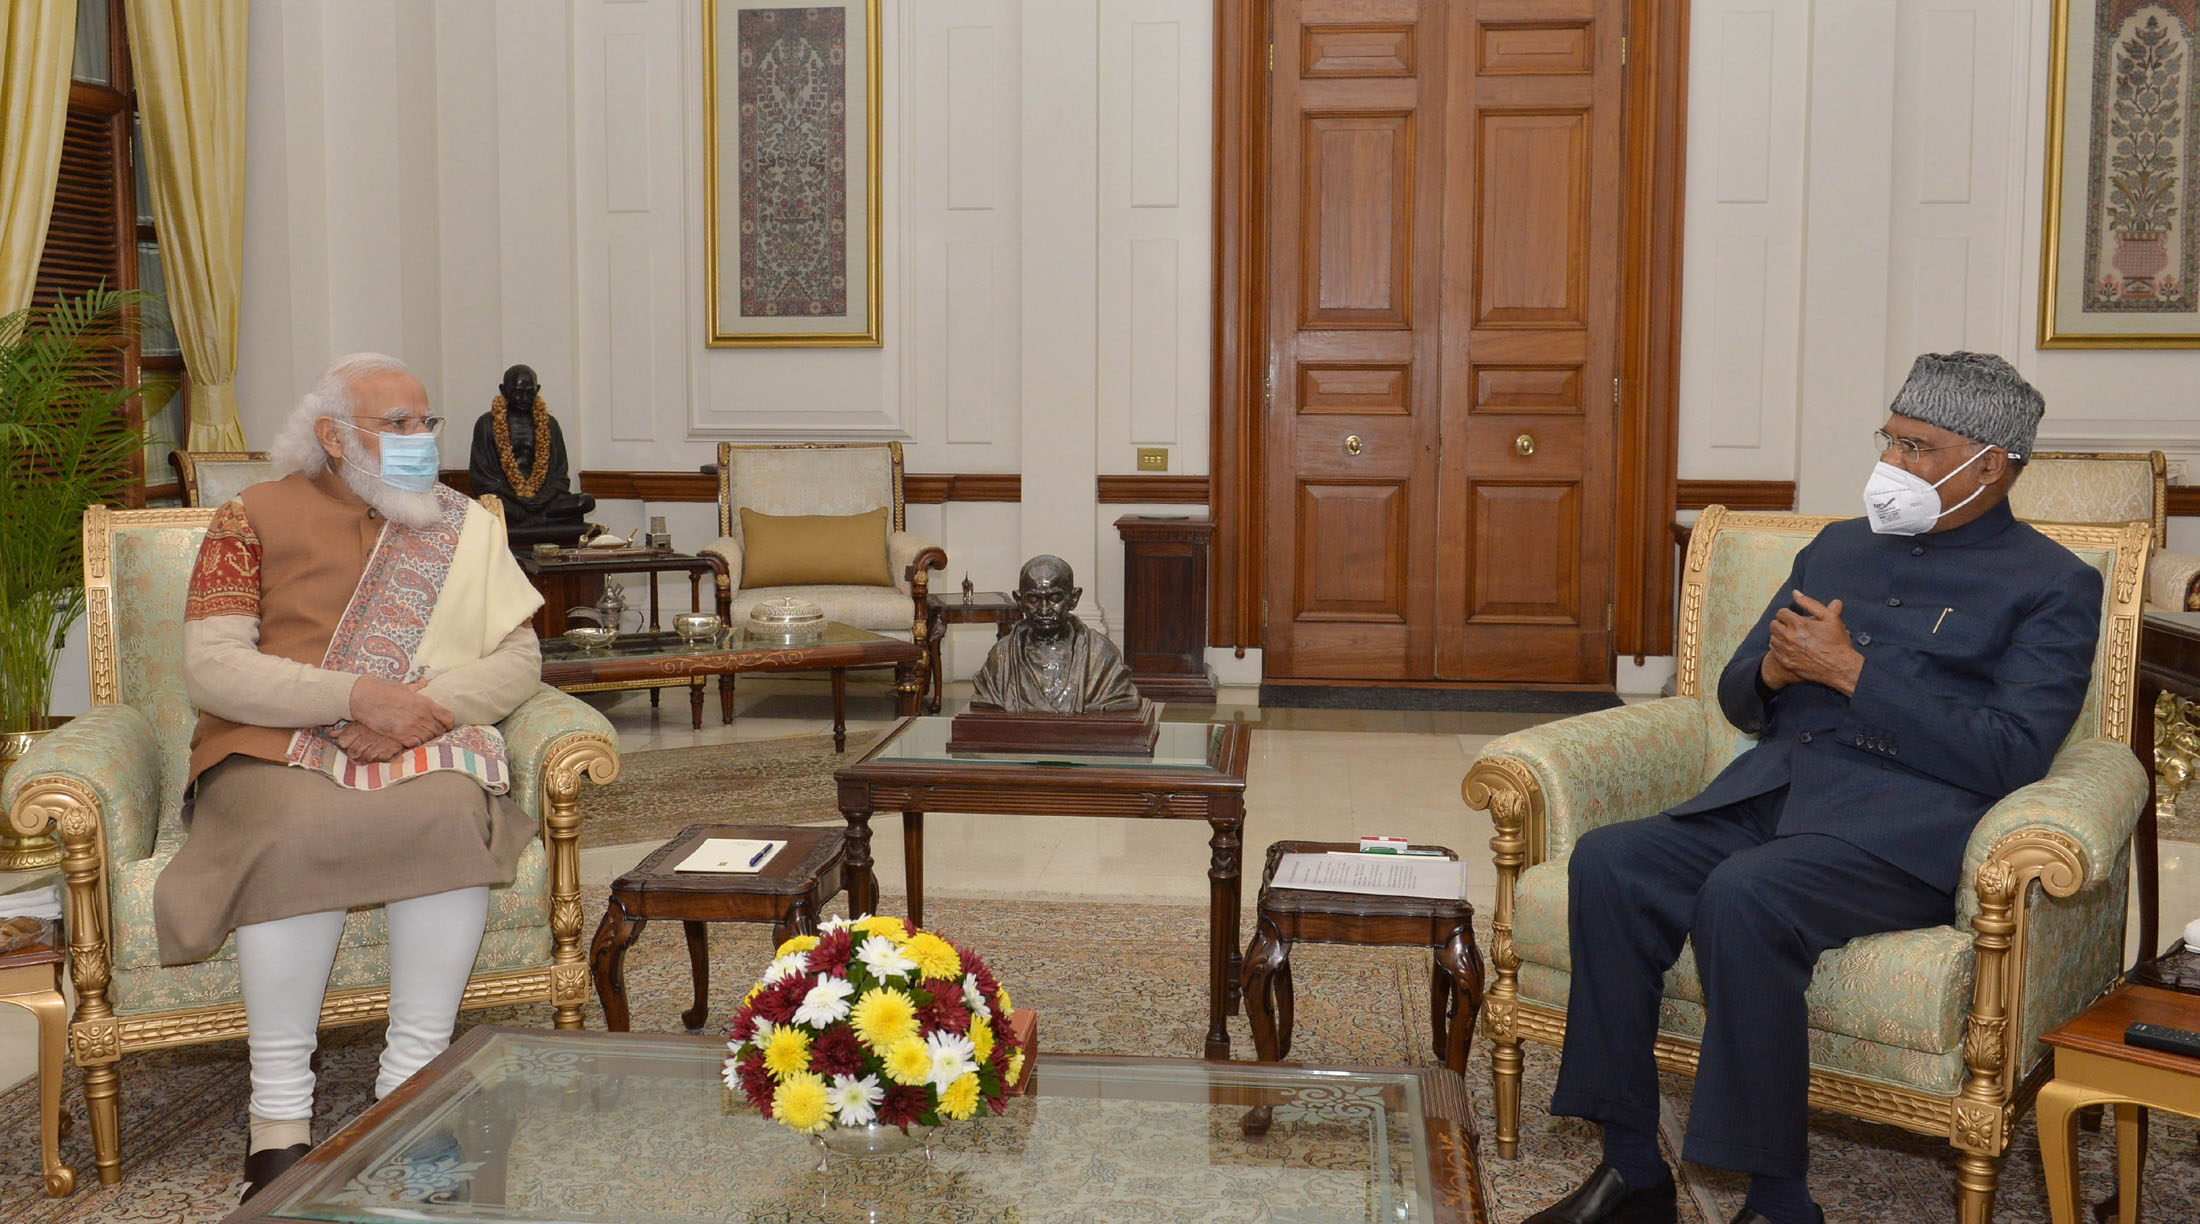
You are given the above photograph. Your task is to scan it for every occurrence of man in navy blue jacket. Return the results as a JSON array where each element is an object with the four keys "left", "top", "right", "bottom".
[{"left": 1526, "top": 353, "right": 2103, "bottom": 1224}]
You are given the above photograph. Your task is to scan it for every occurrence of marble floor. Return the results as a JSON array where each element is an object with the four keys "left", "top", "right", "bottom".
[{"left": 2, "top": 671, "right": 2195, "bottom": 1119}]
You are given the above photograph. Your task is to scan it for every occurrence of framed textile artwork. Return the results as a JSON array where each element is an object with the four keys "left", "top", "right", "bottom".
[
  {"left": 2041, "top": 0, "right": 2200, "bottom": 347},
  {"left": 703, "top": 0, "right": 882, "bottom": 347}
]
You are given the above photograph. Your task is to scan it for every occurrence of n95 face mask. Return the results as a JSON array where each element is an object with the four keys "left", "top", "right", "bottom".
[{"left": 1862, "top": 444, "right": 1994, "bottom": 536}]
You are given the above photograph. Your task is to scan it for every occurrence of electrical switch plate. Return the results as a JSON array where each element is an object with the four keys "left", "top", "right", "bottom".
[{"left": 1136, "top": 448, "right": 1168, "bottom": 472}]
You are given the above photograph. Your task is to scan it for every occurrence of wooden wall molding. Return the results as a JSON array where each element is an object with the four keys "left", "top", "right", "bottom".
[
  {"left": 1096, "top": 474, "right": 1210, "bottom": 504},
  {"left": 1676, "top": 480, "right": 1795, "bottom": 511},
  {"left": 2171, "top": 487, "right": 2200, "bottom": 518},
  {"left": 578, "top": 470, "right": 717, "bottom": 502},
  {"left": 574, "top": 470, "right": 1203, "bottom": 506},
  {"left": 904, "top": 474, "right": 1021, "bottom": 504}
]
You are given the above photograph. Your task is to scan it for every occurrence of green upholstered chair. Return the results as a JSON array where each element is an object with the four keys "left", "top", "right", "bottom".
[
  {"left": 0, "top": 504, "right": 620, "bottom": 1187},
  {"left": 1463, "top": 507, "right": 2151, "bottom": 1224},
  {"left": 170, "top": 449, "right": 278, "bottom": 508},
  {"left": 2009, "top": 450, "right": 2198, "bottom": 611}
]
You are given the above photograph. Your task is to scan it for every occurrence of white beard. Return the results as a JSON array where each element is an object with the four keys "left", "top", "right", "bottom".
[{"left": 338, "top": 431, "right": 443, "bottom": 529}]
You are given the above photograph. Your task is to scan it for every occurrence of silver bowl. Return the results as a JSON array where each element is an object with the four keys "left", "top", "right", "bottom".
[
  {"left": 674, "top": 612, "right": 723, "bottom": 646},
  {"left": 746, "top": 597, "right": 825, "bottom": 643},
  {"left": 562, "top": 625, "right": 618, "bottom": 653}
]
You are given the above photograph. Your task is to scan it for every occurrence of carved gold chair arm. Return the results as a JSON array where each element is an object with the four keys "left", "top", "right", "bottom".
[
  {"left": 1466, "top": 696, "right": 1707, "bottom": 868},
  {"left": 2, "top": 704, "right": 163, "bottom": 868}
]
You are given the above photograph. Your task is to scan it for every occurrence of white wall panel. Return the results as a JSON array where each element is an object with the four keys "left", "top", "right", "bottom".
[
  {"left": 602, "top": 33, "right": 653, "bottom": 213},
  {"left": 1130, "top": 21, "right": 1181, "bottom": 208},
  {"left": 943, "top": 239, "right": 1011, "bottom": 445},
  {"left": 946, "top": 25, "right": 1010, "bottom": 211},
  {"left": 1706, "top": 234, "right": 1768, "bottom": 449},
  {"left": 1712, "top": 11, "right": 1772, "bottom": 204}
]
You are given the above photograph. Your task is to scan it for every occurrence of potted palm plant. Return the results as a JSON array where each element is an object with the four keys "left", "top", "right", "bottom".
[{"left": 0, "top": 287, "right": 145, "bottom": 868}]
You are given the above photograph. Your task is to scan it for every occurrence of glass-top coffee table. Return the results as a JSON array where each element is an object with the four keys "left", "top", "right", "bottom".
[
  {"left": 539, "top": 625, "right": 924, "bottom": 743},
  {"left": 231, "top": 1027, "right": 1487, "bottom": 1223}
]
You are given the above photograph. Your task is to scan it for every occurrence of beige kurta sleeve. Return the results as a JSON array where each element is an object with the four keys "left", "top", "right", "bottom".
[
  {"left": 418, "top": 621, "right": 542, "bottom": 726},
  {"left": 183, "top": 615, "right": 359, "bottom": 728}
]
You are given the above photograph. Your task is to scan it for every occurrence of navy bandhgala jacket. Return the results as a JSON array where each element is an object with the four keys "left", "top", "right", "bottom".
[{"left": 1670, "top": 500, "right": 2104, "bottom": 894}]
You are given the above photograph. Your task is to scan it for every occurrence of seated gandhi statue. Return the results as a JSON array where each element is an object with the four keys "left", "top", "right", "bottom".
[
  {"left": 971, "top": 556, "right": 1141, "bottom": 714},
  {"left": 466, "top": 363, "right": 596, "bottom": 546}
]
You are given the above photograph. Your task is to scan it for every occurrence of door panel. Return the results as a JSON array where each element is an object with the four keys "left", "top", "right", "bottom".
[{"left": 1302, "top": 113, "right": 1416, "bottom": 327}]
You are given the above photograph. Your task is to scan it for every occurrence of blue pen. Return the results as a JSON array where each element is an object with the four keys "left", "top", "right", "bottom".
[{"left": 747, "top": 844, "right": 772, "bottom": 868}]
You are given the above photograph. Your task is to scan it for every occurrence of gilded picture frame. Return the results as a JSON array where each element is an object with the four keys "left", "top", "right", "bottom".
[
  {"left": 703, "top": 0, "right": 882, "bottom": 348},
  {"left": 2040, "top": 0, "right": 2200, "bottom": 348}
]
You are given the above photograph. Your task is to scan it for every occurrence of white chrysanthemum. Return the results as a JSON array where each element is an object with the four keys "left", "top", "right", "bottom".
[
  {"left": 721, "top": 1058, "right": 742, "bottom": 1090},
  {"left": 961, "top": 973, "right": 993, "bottom": 1022},
  {"left": 923, "top": 1030, "right": 977, "bottom": 1093},
  {"left": 749, "top": 1017, "right": 775, "bottom": 1049},
  {"left": 793, "top": 977, "right": 857, "bottom": 1029},
  {"left": 855, "top": 934, "right": 918, "bottom": 981},
  {"left": 817, "top": 915, "right": 851, "bottom": 934},
  {"left": 828, "top": 1074, "right": 884, "bottom": 1127},
  {"left": 762, "top": 951, "right": 810, "bottom": 986}
]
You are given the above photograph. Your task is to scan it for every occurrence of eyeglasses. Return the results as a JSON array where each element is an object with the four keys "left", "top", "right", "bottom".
[
  {"left": 350, "top": 414, "right": 444, "bottom": 436},
  {"left": 1874, "top": 429, "right": 1982, "bottom": 461}
]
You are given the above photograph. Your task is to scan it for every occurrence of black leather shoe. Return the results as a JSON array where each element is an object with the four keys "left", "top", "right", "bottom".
[
  {"left": 1728, "top": 1206, "right": 1824, "bottom": 1224},
  {"left": 1525, "top": 1164, "right": 1678, "bottom": 1224},
  {"left": 241, "top": 1142, "right": 312, "bottom": 1202}
]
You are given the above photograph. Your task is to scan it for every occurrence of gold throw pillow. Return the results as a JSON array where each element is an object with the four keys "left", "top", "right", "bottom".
[{"left": 740, "top": 507, "right": 893, "bottom": 588}]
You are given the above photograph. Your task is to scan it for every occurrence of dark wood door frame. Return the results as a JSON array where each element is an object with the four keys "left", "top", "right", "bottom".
[{"left": 1209, "top": 0, "right": 1689, "bottom": 662}]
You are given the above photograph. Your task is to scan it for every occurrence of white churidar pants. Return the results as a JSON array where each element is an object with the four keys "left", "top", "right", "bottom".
[{"left": 234, "top": 886, "right": 490, "bottom": 1120}]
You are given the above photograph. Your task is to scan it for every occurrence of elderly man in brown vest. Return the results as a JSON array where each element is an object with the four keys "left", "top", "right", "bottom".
[{"left": 153, "top": 353, "right": 545, "bottom": 1200}]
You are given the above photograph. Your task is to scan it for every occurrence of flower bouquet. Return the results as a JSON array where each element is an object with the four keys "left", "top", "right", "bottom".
[{"left": 723, "top": 914, "right": 1021, "bottom": 1151}]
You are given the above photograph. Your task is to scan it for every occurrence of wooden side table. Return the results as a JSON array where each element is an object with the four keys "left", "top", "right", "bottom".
[
  {"left": 1114, "top": 516, "right": 1217, "bottom": 702},
  {"left": 587, "top": 824, "right": 847, "bottom": 1033},
  {"left": 1242, "top": 841, "right": 1483, "bottom": 1075},
  {"left": 922, "top": 591, "right": 1019, "bottom": 713},
  {"left": 0, "top": 917, "right": 74, "bottom": 1196},
  {"left": 2037, "top": 982, "right": 2200, "bottom": 1224}
]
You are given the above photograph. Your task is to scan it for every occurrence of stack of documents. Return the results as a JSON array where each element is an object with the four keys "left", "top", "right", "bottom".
[{"left": 1271, "top": 853, "right": 1467, "bottom": 901}]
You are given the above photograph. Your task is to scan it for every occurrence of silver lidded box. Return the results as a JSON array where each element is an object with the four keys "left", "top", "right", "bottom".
[{"left": 745, "top": 596, "right": 825, "bottom": 643}]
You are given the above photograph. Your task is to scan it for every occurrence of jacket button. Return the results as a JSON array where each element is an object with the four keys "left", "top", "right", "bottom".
[
  {"left": 1911, "top": 546, "right": 1925, "bottom": 556},
  {"left": 1799, "top": 731, "right": 1813, "bottom": 744},
  {"left": 1887, "top": 598, "right": 1902, "bottom": 607},
  {"left": 1856, "top": 632, "right": 1872, "bottom": 646}
]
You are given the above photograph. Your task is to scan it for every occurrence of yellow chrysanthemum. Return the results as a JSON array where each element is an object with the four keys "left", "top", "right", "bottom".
[
  {"left": 772, "top": 1072, "right": 831, "bottom": 1133},
  {"left": 997, "top": 987, "right": 1013, "bottom": 1018},
  {"left": 775, "top": 933, "right": 820, "bottom": 958},
  {"left": 851, "top": 915, "right": 909, "bottom": 941},
  {"left": 901, "top": 932, "right": 962, "bottom": 980},
  {"left": 850, "top": 987, "right": 919, "bottom": 1051},
  {"left": 883, "top": 1036, "right": 933, "bottom": 1086},
  {"left": 971, "top": 1018, "right": 995, "bottom": 1063},
  {"left": 745, "top": 984, "right": 762, "bottom": 1004},
  {"left": 939, "top": 1071, "right": 982, "bottom": 1120},
  {"left": 762, "top": 1025, "right": 812, "bottom": 1078},
  {"left": 1007, "top": 1048, "right": 1025, "bottom": 1085}
]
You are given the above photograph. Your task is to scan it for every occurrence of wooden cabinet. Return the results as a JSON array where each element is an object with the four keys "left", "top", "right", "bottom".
[{"left": 1115, "top": 516, "right": 1217, "bottom": 702}]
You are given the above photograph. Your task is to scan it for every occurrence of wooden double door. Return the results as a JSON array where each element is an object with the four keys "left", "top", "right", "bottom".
[{"left": 1263, "top": 0, "right": 1623, "bottom": 684}]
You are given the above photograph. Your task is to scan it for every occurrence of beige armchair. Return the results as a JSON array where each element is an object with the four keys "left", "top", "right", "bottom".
[
  {"left": 2009, "top": 450, "right": 2199, "bottom": 611},
  {"left": 0, "top": 505, "right": 620, "bottom": 1186},
  {"left": 1464, "top": 507, "right": 2150, "bottom": 1224},
  {"left": 701, "top": 441, "right": 947, "bottom": 656},
  {"left": 170, "top": 450, "right": 278, "bottom": 508}
]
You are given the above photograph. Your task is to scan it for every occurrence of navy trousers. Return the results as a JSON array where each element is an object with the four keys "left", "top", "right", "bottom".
[{"left": 1547, "top": 788, "right": 1954, "bottom": 1177}]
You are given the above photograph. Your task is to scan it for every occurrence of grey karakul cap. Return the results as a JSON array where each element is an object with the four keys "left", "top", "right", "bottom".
[{"left": 1888, "top": 351, "right": 2042, "bottom": 458}]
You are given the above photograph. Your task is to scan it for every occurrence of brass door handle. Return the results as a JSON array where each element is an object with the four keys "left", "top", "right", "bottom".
[
  {"left": 1344, "top": 435, "right": 1363, "bottom": 456},
  {"left": 1515, "top": 433, "right": 1536, "bottom": 457}
]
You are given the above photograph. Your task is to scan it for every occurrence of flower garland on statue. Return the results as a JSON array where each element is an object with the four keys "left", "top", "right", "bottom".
[
  {"left": 723, "top": 914, "right": 1021, "bottom": 1135},
  {"left": 490, "top": 394, "right": 553, "bottom": 499}
]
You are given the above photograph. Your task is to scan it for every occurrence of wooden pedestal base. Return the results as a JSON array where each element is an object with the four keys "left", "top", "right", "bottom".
[{"left": 947, "top": 700, "right": 1160, "bottom": 756}]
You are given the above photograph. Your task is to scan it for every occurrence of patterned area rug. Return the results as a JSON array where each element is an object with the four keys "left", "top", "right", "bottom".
[
  {"left": 0, "top": 895, "right": 2188, "bottom": 1222},
  {"left": 579, "top": 732, "right": 884, "bottom": 849}
]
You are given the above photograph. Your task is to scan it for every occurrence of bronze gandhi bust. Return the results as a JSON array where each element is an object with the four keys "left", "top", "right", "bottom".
[
  {"left": 971, "top": 556, "right": 1141, "bottom": 715},
  {"left": 467, "top": 364, "right": 596, "bottom": 546}
]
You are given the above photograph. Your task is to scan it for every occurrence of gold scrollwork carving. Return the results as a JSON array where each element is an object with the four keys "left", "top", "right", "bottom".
[
  {"left": 2155, "top": 690, "right": 2200, "bottom": 819},
  {"left": 68, "top": 1020, "right": 119, "bottom": 1065},
  {"left": 1949, "top": 1099, "right": 2001, "bottom": 1153},
  {"left": 551, "top": 963, "right": 592, "bottom": 1004}
]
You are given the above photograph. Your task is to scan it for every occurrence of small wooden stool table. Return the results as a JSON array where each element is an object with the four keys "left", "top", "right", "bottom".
[
  {"left": 2038, "top": 980, "right": 2200, "bottom": 1224},
  {"left": 1243, "top": 841, "right": 1484, "bottom": 1073},
  {"left": 0, "top": 917, "right": 74, "bottom": 1196},
  {"left": 588, "top": 824, "right": 846, "bottom": 1033},
  {"left": 922, "top": 590, "right": 1020, "bottom": 713}
]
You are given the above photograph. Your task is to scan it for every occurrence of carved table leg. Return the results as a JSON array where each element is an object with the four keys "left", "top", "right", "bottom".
[
  {"left": 1204, "top": 811, "right": 1242, "bottom": 1059},
  {"left": 831, "top": 669, "right": 848, "bottom": 752},
  {"left": 720, "top": 674, "right": 735, "bottom": 725},
  {"left": 904, "top": 811, "right": 925, "bottom": 929},
  {"left": 1242, "top": 915, "right": 1287, "bottom": 1063},
  {"left": 0, "top": 986, "right": 73, "bottom": 1196},
  {"left": 1436, "top": 925, "right": 1483, "bottom": 1076},
  {"left": 926, "top": 612, "right": 945, "bottom": 714},
  {"left": 680, "top": 920, "right": 710, "bottom": 1031},
  {"left": 688, "top": 679, "right": 704, "bottom": 731},
  {"left": 843, "top": 805, "right": 877, "bottom": 920},
  {"left": 587, "top": 897, "right": 646, "bottom": 1034}
]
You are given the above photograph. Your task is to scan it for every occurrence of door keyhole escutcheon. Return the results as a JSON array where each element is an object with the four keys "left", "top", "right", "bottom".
[
  {"left": 1344, "top": 435, "right": 1364, "bottom": 456},
  {"left": 1515, "top": 433, "right": 1536, "bottom": 457}
]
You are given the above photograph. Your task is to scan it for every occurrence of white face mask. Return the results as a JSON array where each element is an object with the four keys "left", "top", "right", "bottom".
[{"left": 1862, "top": 444, "right": 1996, "bottom": 535}]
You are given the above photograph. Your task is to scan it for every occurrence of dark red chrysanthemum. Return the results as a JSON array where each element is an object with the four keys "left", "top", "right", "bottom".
[
  {"left": 728, "top": 1005, "right": 760, "bottom": 1043},
  {"left": 750, "top": 975, "right": 810, "bottom": 1025},
  {"left": 737, "top": 1052, "right": 775, "bottom": 1115},
  {"left": 810, "top": 1025, "right": 864, "bottom": 1078},
  {"left": 878, "top": 1084, "right": 927, "bottom": 1130},
  {"left": 916, "top": 989, "right": 970, "bottom": 1035},
  {"left": 808, "top": 930, "right": 854, "bottom": 975}
]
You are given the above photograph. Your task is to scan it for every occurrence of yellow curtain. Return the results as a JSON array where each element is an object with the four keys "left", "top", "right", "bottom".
[
  {"left": 125, "top": 0, "right": 248, "bottom": 450},
  {"left": 0, "top": 1, "right": 77, "bottom": 316}
]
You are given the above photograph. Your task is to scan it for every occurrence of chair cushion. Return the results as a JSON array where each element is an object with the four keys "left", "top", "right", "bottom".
[
  {"left": 729, "top": 585, "right": 916, "bottom": 636},
  {"left": 106, "top": 840, "right": 552, "bottom": 1017},
  {"left": 1512, "top": 858, "right": 1976, "bottom": 1059},
  {"left": 740, "top": 508, "right": 892, "bottom": 588}
]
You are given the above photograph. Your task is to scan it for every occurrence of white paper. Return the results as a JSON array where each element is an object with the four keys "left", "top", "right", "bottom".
[
  {"left": 1270, "top": 853, "right": 1466, "bottom": 901},
  {"left": 674, "top": 838, "right": 783, "bottom": 874},
  {"left": 0, "top": 881, "right": 61, "bottom": 921}
]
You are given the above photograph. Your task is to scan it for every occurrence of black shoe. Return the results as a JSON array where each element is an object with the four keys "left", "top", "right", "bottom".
[
  {"left": 241, "top": 1142, "right": 312, "bottom": 1202},
  {"left": 1525, "top": 1164, "right": 1678, "bottom": 1224},
  {"left": 1728, "top": 1207, "right": 1825, "bottom": 1224}
]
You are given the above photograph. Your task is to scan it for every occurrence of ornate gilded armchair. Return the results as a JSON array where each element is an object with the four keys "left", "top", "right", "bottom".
[
  {"left": 0, "top": 505, "right": 620, "bottom": 1187},
  {"left": 1463, "top": 507, "right": 2149, "bottom": 1224},
  {"left": 2009, "top": 450, "right": 2197, "bottom": 611},
  {"left": 701, "top": 440, "right": 946, "bottom": 656},
  {"left": 169, "top": 450, "right": 277, "bottom": 508}
]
